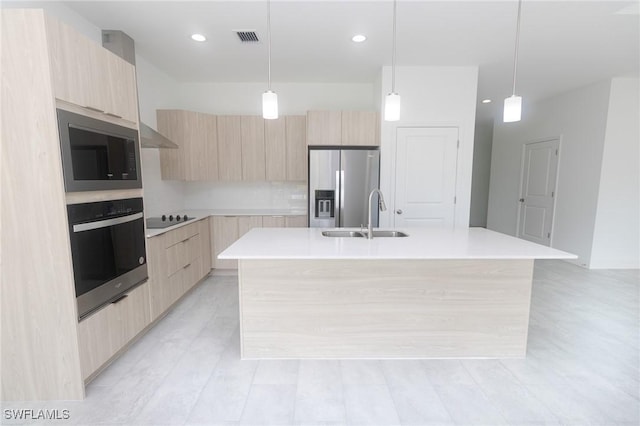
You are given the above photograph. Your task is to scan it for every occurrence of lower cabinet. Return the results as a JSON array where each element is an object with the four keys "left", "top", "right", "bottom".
[
  {"left": 211, "top": 215, "right": 308, "bottom": 269},
  {"left": 77, "top": 218, "right": 212, "bottom": 382},
  {"left": 76, "top": 281, "right": 151, "bottom": 381},
  {"left": 147, "top": 218, "right": 211, "bottom": 321}
]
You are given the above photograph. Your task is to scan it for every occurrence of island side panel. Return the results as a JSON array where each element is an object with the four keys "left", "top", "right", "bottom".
[{"left": 238, "top": 259, "right": 534, "bottom": 359}]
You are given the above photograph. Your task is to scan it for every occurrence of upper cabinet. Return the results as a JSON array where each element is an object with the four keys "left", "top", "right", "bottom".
[
  {"left": 45, "top": 17, "right": 138, "bottom": 123},
  {"left": 307, "top": 110, "right": 379, "bottom": 146},
  {"left": 157, "top": 111, "right": 307, "bottom": 182},
  {"left": 241, "top": 116, "right": 266, "bottom": 181},
  {"left": 306, "top": 111, "right": 342, "bottom": 146},
  {"left": 157, "top": 110, "right": 218, "bottom": 181}
]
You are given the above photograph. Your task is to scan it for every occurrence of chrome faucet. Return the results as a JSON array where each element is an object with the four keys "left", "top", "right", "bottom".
[{"left": 367, "top": 189, "right": 387, "bottom": 239}]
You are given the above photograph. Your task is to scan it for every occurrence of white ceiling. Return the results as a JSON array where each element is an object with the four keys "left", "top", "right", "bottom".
[{"left": 60, "top": 0, "right": 639, "bottom": 124}]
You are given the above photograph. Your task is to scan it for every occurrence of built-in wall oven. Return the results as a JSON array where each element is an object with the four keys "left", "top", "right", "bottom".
[{"left": 68, "top": 198, "right": 148, "bottom": 320}]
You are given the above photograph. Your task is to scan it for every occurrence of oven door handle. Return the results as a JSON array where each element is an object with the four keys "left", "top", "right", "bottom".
[{"left": 72, "top": 212, "right": 143, "bottom": 233}]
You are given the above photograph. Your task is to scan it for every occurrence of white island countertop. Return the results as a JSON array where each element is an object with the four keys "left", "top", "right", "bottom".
[{"left": 219, "top": 227, "right": 577, "bottom": 260}]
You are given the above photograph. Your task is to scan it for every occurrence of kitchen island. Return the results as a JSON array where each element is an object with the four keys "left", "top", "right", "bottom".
[{"left": 219, "top": 227, "right": 575, "bottom": 359}]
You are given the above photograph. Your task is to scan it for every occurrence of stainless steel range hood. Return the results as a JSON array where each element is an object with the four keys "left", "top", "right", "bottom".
[{"left": 102, "top": 30, "right": 178, "bottom": 149}]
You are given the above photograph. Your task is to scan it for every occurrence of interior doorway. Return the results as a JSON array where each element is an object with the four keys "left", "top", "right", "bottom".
[{"left": 517, "top": 138, "right": 560, "bottom": 246}]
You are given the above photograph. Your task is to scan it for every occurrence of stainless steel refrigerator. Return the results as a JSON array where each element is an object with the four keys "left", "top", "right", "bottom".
[{"left": 309, "top": 147, "right": 381, "bottom": 228}]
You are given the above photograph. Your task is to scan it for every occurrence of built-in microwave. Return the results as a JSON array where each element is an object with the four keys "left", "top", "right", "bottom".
[{"left": 57, "top": 109, "right": 142, "bottom": 192}]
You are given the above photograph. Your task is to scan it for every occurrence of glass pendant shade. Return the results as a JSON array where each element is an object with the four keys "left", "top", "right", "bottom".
[
  {"left": 262, "top": 90, "right": 278, "bottom": 120},
  {"left": 384, "top": 92, "right": 401, "bottom": 122},
  {"left": 503, "top": 95, "right": 522, "bottom": 123}
]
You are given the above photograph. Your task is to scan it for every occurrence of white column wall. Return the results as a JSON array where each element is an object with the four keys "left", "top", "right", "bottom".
[
  {"left": 590, "top": 77, "right": 640, "bottom": 269},
  {"left": 378, "top": 66, "right": 479, "bottom": 229}
]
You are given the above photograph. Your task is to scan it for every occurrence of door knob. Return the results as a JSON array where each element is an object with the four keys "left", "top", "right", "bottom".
[
  {"left": 519, "top": 198, "right": 525, "bottom": 202},
  {"left": 396, "top": 209, "right": 403, "bottom": 215}
]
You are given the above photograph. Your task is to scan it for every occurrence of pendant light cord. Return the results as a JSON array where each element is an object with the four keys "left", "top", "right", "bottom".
[
  {"left": 511, "top": 0, "right": 523, "bottom": 96},
  {"left": 391, "top": 0, "right": 397, "bottom": 93},
  {"left": 267, "top": 0, "right": 272, "bottom": 91}
]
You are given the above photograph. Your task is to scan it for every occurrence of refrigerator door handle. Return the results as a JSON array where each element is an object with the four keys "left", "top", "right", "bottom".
[
  {"left": 339, "top": 169, "right": 345, "bottom": 226},
  {"left": 335, "top": 170, "right": 341, "bottom": 225}
]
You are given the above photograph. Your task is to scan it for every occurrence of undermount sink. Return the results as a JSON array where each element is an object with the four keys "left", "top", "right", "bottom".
[
  {"left": 322, "top": 230, "right": 366, "bottom": 238},
  {"left": 370, "top": 230, "right": 409, "bottom": 238},
  {"left": 321, "top": 230, "right": 409, "bottom": 238}
]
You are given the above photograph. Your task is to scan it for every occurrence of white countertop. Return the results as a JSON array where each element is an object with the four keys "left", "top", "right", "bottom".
[
  {"left": 145, "top": 209, "right": 307, "bottom": 238},
  {"left": 218, "top": 227, "right": 577, "bottom": 260}
]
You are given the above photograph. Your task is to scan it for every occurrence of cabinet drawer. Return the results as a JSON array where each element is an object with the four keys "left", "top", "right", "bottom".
[
  {"left": 183, "top": 256, "right": 203, "bottom": 293},
  {"left": 163, "top": 222, "right": 199, "bottom": 248},
  {"left": 77, "top": 282, "right": 151, "bottom": 380},
  {"left": 165, "top": 233, "right": 201, "bottom": 276}
]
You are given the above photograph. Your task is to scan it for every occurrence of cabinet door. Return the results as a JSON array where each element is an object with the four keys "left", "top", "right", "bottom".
[
  {"left": 307, "top": 111, "right": 341, "bottom": 146},
  {"left": 265, "top": 118, "right": 286, "bottom": 181},
  {"left": 46, "top": 17, "right": 138, "bottom": 123},
  {"left": 185, "top": 112, "right": 219, "bottom": 181},
  {"left": 103, "top": 49, "right": 138, "bottom": 123},
  {"left": 157, "top": 110, "right": 185, "bottom": 180},
  {"left": 241, "top": 116, "right": 266, "bottom": 180},
  {"left": 46, "top": 16, "right": 103, "bottom": 112},
  {"left": 212, "top": 216, "right": 239, "bottom": 268},
  {"left": 238, "top": 216, "right": 263, "bottom": 237},
  {"left": 286, "top": 115, "right": 307, "bottom": 181},
  {"left": 342, "top": 111, "right": 379, "bottom": 146},
  {"left": 198, "top": 218, "right": 212, "bottom": 276},
  {"left": 147, "top": 235, "right": 170, "bottom": 321},
  {"left": 262, "top": 216, "right": 286, "bottom": 227},
  {"left": 285, "top": 215, "right": 308, "bottom": 228},
  {"left": 109, "top": 282, "right": 151, "bottom": 353},
  {"left": 217, "top": 116, "right": 243, "bottom": 181}
]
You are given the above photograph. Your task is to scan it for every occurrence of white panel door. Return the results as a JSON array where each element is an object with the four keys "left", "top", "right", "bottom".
[
  {"left": 518, "top": 139, "right": 559, "bottom": 246},
  {"left": 394, "top": 127, "right": 459, "bottom": 228}
]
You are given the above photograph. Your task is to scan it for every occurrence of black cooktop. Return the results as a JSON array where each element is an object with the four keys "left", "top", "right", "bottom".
[{"left": 146, "top": 215, "right": 194, "bottom": 229}]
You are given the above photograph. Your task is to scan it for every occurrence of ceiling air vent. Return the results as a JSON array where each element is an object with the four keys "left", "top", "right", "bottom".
[{"left": 235, "top": 30, "right": 260, "bottom": 43}]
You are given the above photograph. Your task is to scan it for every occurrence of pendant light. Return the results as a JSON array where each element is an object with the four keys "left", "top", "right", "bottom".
[
  {"left": 262, "top": 0, "right": 278, "bottom": 119},
  {"left": 504, "top": 0, "right": 523, "bottom": 123},
  {"left": 384, "top": 0, "right": 400, "bottom": 122}
]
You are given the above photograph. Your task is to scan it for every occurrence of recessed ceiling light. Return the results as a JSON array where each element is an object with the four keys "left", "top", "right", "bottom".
[
  {"left": 352, "top": 34, "right": 367, "bottom": 43},
  {"left": 482, "top": 99, "right": 492, "bottom": 104},
  {"left": 191, "top": 34, "right": 207, "bottom": 42}
]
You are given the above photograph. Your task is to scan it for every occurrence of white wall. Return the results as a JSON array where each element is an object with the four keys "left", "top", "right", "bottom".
[
  {"left": 378, "top": 66, "right": 479, "bottom": 228},
  {"left": 183, "top": 182, "right": 307, "bottom": 211},
  {"left": 590, "top": 77, "right": 640, "bottom": 269},
  {"left": 174, "top": 82, "right": 375, "bottom": 116},
  {"left": 487, "top": 80, "right": 612, "bottom": 267},
  {"left": 470, "top": 121, "right": 493, "bottom": 227},
  {"left": 135, "top": 56, "right": 185, "bottom": 217}
]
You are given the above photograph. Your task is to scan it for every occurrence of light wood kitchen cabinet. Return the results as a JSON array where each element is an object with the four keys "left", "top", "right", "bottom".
[
  {"left": 157, "top": 110, "right": 218, "bottom": 181},
  {"left": 307, "top": 110, "right": 379, "bottom": 147},
  {"left": 286, "top": 215, "right": 308, "bottom": 228},
  {"left": 198, "top": 217, "right": 212, "bottom": 276},
  {"left": 241, "top": 116, "right": 266, "bottom": 180},
  {"left": 77, "top": 282, "right": 151, "bottom": 381},
  {"left": 341, "top": 111, "right": 379, "bottom": 146},
  {"left": 239, "top": 216, "right": 264, "bottom": 236},
  {"left": 217, "top": 116, "right": 243, "bottom": 181},
  {"left": 262, "top": 216, "right": 286, "bottom": 227},
  {"left": 45, "top": 16, "right": 138, "bottom": 123},
  {"left": 212, "top": 216, "right": 239, "bottom": 269},
  {"left": 265, "top": 118, "right": 287, "bottom": 181},
  {"left": 286, "top": 116, "right": 307, "bottom": 181},
  {"left": 147, "top": 219, "right": 209, "bottom": 321},
  {"left": 307, "top": 110, "right": 342, "bottom": 146}
]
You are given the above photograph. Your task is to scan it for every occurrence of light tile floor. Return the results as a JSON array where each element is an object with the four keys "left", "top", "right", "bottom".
[{"left": 2, "top": 260, "right": 638, "bottom": 425}]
